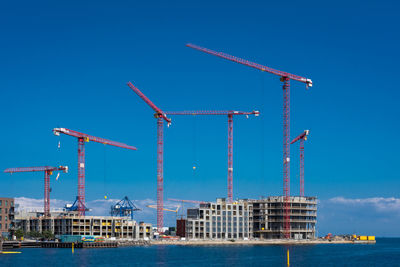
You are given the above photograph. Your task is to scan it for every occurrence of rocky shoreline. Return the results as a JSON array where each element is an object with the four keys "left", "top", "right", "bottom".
[{"left": 150, "top": 239, "right": 376, "bottom": 246}]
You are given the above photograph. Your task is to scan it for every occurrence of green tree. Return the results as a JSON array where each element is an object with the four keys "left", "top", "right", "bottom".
[
  {"left": 42, "top": 230, "right": 54, "bottom": 240},
  {"left": 27, "top": 231, "right": 41, "bottom": 238},
  {"left": 15, "top": 229, "right": 24, "bottom": 239}
]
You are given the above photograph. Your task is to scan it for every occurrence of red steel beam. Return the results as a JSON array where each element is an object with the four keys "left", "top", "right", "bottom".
[
  {"left": 165, "top": 110, "right": 259, "bottom": 116},
  {"left": 53, "top": 128, "right": 137, "bottom": 151},
  {"left": 127, "top": 82, "right": 171, "bottom": 124},
  {"left": 227, "top": 114, "right": 233, "bottom": 202},
  {"left": 186, "top": 43, "right": 312, "bottom": 87}
]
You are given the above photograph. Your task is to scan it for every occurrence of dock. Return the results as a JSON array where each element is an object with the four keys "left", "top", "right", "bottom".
[
  {"left": 41, "top": 242, "right": 118, "bottom": 248},
  {"left": 1, "top": 240, "right": 150, "bottom": 250}
]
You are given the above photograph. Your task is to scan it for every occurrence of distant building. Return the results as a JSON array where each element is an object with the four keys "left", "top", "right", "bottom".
[
  {"left": 16, "top": 211, "right": 152, "bottom": 240},
  {"left": 185, "top": 198, "right": 253, "bottom": 239},
  {"left": 0, "top": 197, "right": 15, "bottom": 238},
  {"left": 182, "top": 196, "right": 317, "bottom": 240}
]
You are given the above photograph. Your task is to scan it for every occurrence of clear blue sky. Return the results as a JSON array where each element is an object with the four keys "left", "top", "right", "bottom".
[{"left": 1, "top": 0, "right": 399, "bottom": 234}]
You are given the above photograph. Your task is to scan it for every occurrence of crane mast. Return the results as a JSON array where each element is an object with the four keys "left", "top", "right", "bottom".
[
  {"left": 187, "top": 43, "right": 312, "bottom": 238},
  {"left": 127, "top": 81, "right": 171, "bottom": 232},
  {"left": 291, "top": 130, "right": 309, "bottom": 197}
]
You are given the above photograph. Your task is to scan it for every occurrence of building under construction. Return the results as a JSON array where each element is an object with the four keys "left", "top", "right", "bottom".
[
  {"left": 252, "top": 196, "right": 317, "bottom": 239},
  {"left": 180, "top": 196, "right": 316, "bottom": 240},
  {"left": 16, "top": 211, "right": 152, "bottom": 240}
]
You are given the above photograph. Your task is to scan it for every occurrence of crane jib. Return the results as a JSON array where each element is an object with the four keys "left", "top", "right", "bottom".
[{"left": 186, "top": 43, "right": 312, "bottom": 87}]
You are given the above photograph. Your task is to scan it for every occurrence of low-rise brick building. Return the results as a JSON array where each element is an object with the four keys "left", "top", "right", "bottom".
[{"left": 0, "top": 197, "right": 15, "bottom": 238}]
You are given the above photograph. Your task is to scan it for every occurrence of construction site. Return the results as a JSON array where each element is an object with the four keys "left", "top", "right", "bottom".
[
  {"left": 3, "top": 43, "right": 326, "bottom": 244},
  {"left": 17, "top": 211, "right": 152, "bottom": 240}
]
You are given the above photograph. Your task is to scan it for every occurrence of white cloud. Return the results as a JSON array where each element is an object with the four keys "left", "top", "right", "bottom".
[
  {"left": 329, "top": 196, "right": 400, "bottom": 213},
  {"left": 14, "top": 197, "right": 182, "bottom": 227},
  {"left": 15, "top": 197, "right": 68, "bottom": 212},
  {"left": 317, "top": 197, "right": 400, "bottom": 237}
]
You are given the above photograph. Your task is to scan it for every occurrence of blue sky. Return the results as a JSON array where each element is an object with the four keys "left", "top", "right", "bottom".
[{"left": 1, "top": 0, "right": 399, "bottom": 235}]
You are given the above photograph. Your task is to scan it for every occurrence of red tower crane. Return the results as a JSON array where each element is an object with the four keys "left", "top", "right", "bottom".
[
  {"left": 186, "top": 43, "right": 313, "bottom": 239},
  {"left": 165, "top": 110, "right": 259, "bottom": 202},
  {"left": 290, "top": 130, "right": 309, "bottom": 197},
  {"left": 53, "top": 128, "right": 137, "bottom": 216},
  {"left": 4, "top": 166, "right": 68, "bottom": 216},
  {"left": 126, "top": 81, "right": 171, "bottom": 232}
]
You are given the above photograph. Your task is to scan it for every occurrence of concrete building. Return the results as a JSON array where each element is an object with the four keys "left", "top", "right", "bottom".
[
  {"left": 182, "top": 196, "right": 317, "bottom": 240},
  {"left": 0, "top": 197, "right": 15, "bottom": 238},
  {"left": 16, "top": 211, "right": 152, "bottom": 240},
  {"left": 176, "top": 218, "right": 186, "bottom": 237},
  {"left": 185, "top": 198, "right": 253, "bottom": 240},
  {"left": 251, "top": 196, "right": 317, "bottom": 239}
]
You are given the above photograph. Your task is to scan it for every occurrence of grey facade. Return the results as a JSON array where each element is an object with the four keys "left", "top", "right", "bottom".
[
  {"left": 186, "top": 198, "right": 253, "bottom": 239},
  {"left": 184, "top": 196, "right": 317, "bottom": 240}
]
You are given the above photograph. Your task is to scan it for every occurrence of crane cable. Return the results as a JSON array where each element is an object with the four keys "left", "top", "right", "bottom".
[
  {"left": 57, "top": 129, "right": 61, "bottom": 181},
  {"left": 260, "top": 74, "right": 266, "bottom": 190},
  {"left": 192, "top": 116, "right": 197, "bottom": 174},
  {"left": 103, "top": 144, "right": 107, "bottom": 200}
]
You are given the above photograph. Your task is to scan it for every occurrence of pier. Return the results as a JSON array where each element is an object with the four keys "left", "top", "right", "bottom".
[{"left": 41, "top": 242, "right": 118, "bottom": 248}]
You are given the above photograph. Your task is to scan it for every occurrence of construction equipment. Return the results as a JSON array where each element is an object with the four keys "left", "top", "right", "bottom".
[
  {"left": 146, "top": 205, "right": 179, "bottom": 213},
  {"left": 53, "top": 128, "right": 137, "bottom": 216},
  {"left": 165, "top": 110, "right": 259, "bottom": 202},
  {"left": 4, "top": 166, "right": 68, "bottom": 216},
  {"left": 127, "top": 82, "right": 171, "bottom": 232},
  {"left": 186, "top": 43, "right": 313, "bottom": 238},
  {"left": 64, "top": 196, "right": 90, "bottom": 212},
  {"left": 110, "top": 196, "right": 141, "bottom": 219},
  {"left": 290, "top": 130, "right": 309, "bottom": 197},
  {"left": 168, "top": 198, "right": 206, "bottom": 218},
  {"left": 168, "top": 198, "right": 206, "bottom": 204}
]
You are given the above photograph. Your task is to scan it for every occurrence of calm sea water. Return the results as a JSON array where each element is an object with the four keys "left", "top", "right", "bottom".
[{"left": 1, "top": 238, "right": 399, "bottom": 266}]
